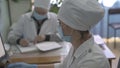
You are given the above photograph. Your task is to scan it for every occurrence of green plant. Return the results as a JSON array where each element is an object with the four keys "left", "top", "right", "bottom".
[{"left": 50, "top": 4, "right": 59, "bottom": 13}]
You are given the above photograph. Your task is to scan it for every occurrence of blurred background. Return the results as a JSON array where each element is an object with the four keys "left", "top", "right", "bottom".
[{"left": 1, "top": 0, "right": 120, "bottom": 68}]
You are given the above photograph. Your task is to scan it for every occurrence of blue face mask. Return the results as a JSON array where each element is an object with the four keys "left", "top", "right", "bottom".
[
  {"left": 58, "top": 25, "right": 72, "bottom": 42},
  {"left": 33, "top": 11, "right": 47, "bottom": 21},
  {"left": 63, "top": 36, "right": 72, "bottom": 42}
]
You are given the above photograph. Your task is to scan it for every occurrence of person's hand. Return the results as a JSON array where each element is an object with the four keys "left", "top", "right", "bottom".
[
  {"left": 19, "top": 39, "right": 29, "bottom": 47},
  {"left": 33, "top": 35, "right": 45, "bottom": 44},
  {"left": 7, "top": 62, "right": 37, "bottom": 68}
]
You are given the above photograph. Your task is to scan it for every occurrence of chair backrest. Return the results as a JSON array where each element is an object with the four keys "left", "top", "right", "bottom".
[
  {"left": 108, "top": 8, "right": 120, "bottom": 15},
  {"left": 107, "top": 8, "right": 120, "bottom": 39},
  {"left": 108, "top": 8, "right": 120, "bottom": 24}
]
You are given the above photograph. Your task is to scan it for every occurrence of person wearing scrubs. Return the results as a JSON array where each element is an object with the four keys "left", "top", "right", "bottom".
[
  {"left": 7, "top": 0, "right": 110, "bottom": 68},
  {"left": 7, "top": 0, "right": 61, "bottom": 47}
]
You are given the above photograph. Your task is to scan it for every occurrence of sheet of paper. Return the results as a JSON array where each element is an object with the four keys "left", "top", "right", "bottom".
[
  {"left": 36, "top": 42, "right": 62, "bottom": 52},
  {"left": 17, "top": 43, "right": 38, "bottom": 53},
  {"left": 0, "top": 37, "right": 5, "bottom": 57},
  {"left": 94, "top": 35, "right": 104, "bottom": 44}
]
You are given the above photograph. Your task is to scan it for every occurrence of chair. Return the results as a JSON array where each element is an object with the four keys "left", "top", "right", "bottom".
[{"left": 107, "top": 8, "right": 120, "bottom": 48}]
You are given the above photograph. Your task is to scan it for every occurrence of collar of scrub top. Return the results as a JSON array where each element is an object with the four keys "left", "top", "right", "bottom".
[
  {"left": 31, "top": 12, "right": 49, "bottom": 35},
  {"left": 73, "top": 36, "right": 94, "bottom": 59}
]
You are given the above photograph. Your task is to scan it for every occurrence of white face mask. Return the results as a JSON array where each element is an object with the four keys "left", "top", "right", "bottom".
[
  {"left": 33, "top": 11, "right": 47, "bottom": 21},
  {"left": 58, "top": 25, "right": 72, "bottom": 42}
]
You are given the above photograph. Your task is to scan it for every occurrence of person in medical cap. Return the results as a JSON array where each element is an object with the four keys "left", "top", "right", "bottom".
[
  {"left": 7, "top": 0, "right": 110, "bottom": 68},
  {"left": 55, "top": 0, "right": 110, "bottom": 68},
  {"left": 7, "top": 0, "right": 62, "bottom": 46}
]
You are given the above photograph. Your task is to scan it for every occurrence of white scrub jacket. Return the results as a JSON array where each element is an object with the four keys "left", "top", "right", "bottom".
[
  {"left": 7, "top": 12, "right": 60, "bottom": 44},
  {"left": 55, "top": 36, "right": 110, "bottom": 68}
]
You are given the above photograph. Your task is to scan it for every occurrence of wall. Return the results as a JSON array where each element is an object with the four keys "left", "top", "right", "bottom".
[
  {"left": 0, "top": 0, "right": 31, "bottom": 42},
  {"left": 9, "top": 0, "right": 31, "bottom": 24},
  {"left": 91, "top": 0, "right": 120, "bottom": 38},
  {"left": 0, "top": 0, "right": 10, "bottom": 42},
  {"left": 0, "top": 0, "right": 2, "bottom": 32}
]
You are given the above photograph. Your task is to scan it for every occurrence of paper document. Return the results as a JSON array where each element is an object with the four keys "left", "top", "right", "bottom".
[
  {"left": 36, "top": 42, "right": 62, "bottom": 52},
  {"left": 94, "top": 35, "right": 104, "bottom": 44},
  {"left": 17, "top": 43, "right": 38, "bottom": 53},
  {"left": 17, "top": 42, "right": 62, "bottom": 53}
]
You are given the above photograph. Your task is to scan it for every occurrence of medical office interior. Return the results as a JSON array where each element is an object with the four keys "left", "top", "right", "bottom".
[{"left": 0, "top": 0, "right": 120, "bottom": 68}]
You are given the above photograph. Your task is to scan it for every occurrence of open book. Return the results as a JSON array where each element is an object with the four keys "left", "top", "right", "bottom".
[{"left": 17, "top": 42, "right": 62, "bottom": 53}]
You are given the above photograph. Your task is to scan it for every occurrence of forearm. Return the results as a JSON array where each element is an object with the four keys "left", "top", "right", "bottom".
[
  {"left": 7, "top": 33, "right": 21, "bottom": 45},
  {"left": 7, "top": 25, "right": 23, "bottom": 45}
]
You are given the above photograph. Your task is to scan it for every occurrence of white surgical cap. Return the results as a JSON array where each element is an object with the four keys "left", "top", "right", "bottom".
[
  {"left": 58, "top": 0, "right": 104, "bottom": 31},
  {"left": 34, "top": 0, "right": 50, "bottom": 10}
]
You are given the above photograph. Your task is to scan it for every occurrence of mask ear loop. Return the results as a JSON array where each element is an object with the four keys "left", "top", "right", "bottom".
[
  {"left": 69, "top": 29, "right": 74, "bottom": 36},
  {"left": 79, "top": 30, "right": 89, "bottom": 40},
  {"left": 79, "top": 31, "right": 84, "bottom": 39},
  {"left": 59, "top": 21, "right": 65, "bottom": 36}
]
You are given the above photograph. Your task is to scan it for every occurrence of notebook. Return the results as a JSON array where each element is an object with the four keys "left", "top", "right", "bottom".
[{"left": 17, "top": 42, "right": 62, "bottom": 53}]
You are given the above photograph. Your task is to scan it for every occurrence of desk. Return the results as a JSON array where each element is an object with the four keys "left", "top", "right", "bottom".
[
  {"left": 0, "top": 63, "right": 5, "bottom": 68},
  {"left": 8, "top": 42, "right": 71, "bottom": 64},
  {"left": 94, "top": 35, "right": 116, "bottom": 67},
  {"left": 8, "top": 35, "right": 115, "bottom": 67}
]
